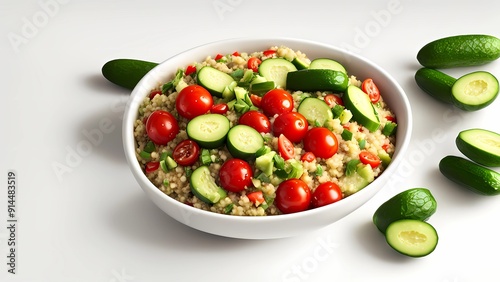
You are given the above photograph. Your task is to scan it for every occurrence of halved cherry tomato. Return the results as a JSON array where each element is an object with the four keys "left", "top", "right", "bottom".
[
  {"left": 248, "top": 57, "right": 262, "bottom": 72},
  {"left": 238, "top": 110, "right": 271, "bottom": 134},
  {"left": 278, "top": 134, "right": 295, "bottom": 160},
  {"left": 210, "top": 103, "right": 229, "bottom": 115},
  {"left": 173, "top": 139, "right": 200, "bottom": 166},
  {"left": 247, "top": 191, "right": 265, "bottom": 206},
  {"left": 359, "top": 150, "right": 381, "bottom": 168},
  {"left": 301, "top": 152, "right": 316, "bottom": 163},
  {"left": 145, "top": 161, "right": 160, "bottom": 174},
  {"left": 146, "top": 110, "right": 180, "bottom": 145},
  {"left": 273, "top": 112, "right": 309, "bottom": 143},
  {"left": 324, "top": 94, "right": 343, "bottom": 106},
  {"left": 275, "top": 179, "right": 311, "bottom": 214},
  {"left": 303, "top": 127, "right": 338, "bottom": 159},
  {"left": 185, "top": 65, "right": 196, "bottom": 76},
  {"left": 219, "top": 159, "right": 253, "bottom": 192},
  {"left": 260, "top": 89, "right": 294, "bottom": 117},
  {"left": 176, "top": 85, "right": 213, "bottom": 119},
  {"left": 311, "top": 181, "right": 343, "bottom": 208},
  {"left": 214, "top": 53, "right": 224, "bottom": 60},
  {"left": 250, "top": 94, "right": 262, "bottom": 108},
  {"left": 149, "top": 90, "right": 162, "bottom": 100},
  {"left": 361, "top": 78, "right": 380, "bottom": 103},
  {"left": 263, "top": 49, "right": 277, "bottom": 57}
]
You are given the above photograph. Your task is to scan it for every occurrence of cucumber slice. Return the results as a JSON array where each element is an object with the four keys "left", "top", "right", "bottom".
[
  {"left": 439, "top": 155, "right": 500, "bottom": 195},
  {"left": 297, "top": 97, "right": 333, "bottom": 126},
  {"left": 286, "top": 69, "right": 349, "bottom": 92},
  {"left": 343, "top": 85, "right": 380, "bottom": 132},
  {"left": 309, "top": 58, "right": 347, "bottom": 74},
  {"left": 417, "top": 34, "right": 500, "bottom": 68},
  {"left": 197, "top": 66, "right": 235, "bottom": 97},
  {"left": 226, "top": 125, "right": 264, "bottom": 160},
  {"left": 451, "top": 71, "right": 499, "bottom": 111},
  {"left": 102, "top": 59, "right": 158, "bottom": 90},
  {"left": 258, "top": 58, "right": 297, "bottom": 89},
  {"left": 385, "top": 219, "right": 438, "bottom": 257},
  {"left": 456, "top": 128, "right": 500, "bottom": 167},
  {"left": 414, "top": 68, "right": 456, "bottom": 104},
  {"left": 190, "top": 166, "right": 227, "bottom": 204},
  {"left": 373, "top": 188, "right": 437, "bottom": 233},
  {"left": 186, "top": 114, "right": 230, "bottom": 149},
  {"left": 250, "top": 81, "right": 276, "bottom": 94}
]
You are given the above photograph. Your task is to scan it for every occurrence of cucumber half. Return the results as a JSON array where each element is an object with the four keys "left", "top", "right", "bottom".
[
  {"left": 186, "top": 114, "right": 230, "bottom": 149},
  {"left": 456, "top": 128, "right": 500, "bottom": 167},
  {"left": 414, "top": 68, "right": 456, "bottom": 104},
  {"left": 343, "top": 85, "right": 380, "bottom": 132},
  {"left": 258, "top": 58, "right": 297, "bottom": 89},
  {"left": 385, "top": 219, "right": 438, "bottom": 257},
  {"left": 451, "top": 71, "right": 499, "bottom": 111}
]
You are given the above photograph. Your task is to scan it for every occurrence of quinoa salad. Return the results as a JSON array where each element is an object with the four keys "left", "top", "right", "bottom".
[{"left": 133, "top": 45, "right": 397, "bottom": 216}]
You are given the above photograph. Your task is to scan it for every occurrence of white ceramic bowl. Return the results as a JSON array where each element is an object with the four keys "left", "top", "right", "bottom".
[{"left": 122, "top": 38, "right": 412, "bottom": 239}]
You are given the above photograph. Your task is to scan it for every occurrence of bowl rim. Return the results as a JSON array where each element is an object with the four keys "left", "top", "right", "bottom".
[{"left": 122, "top": 37, "right": 413, "bottom": 225}]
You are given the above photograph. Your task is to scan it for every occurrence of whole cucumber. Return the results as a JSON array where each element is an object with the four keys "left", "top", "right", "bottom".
[{"left": 102, "top": 59, "right": 158, "bottom": 90}]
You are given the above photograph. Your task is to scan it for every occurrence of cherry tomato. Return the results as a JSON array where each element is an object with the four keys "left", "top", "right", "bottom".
[
  {"left": 146, "top": 110, "right": 180, "bottom": 145},
  {"left": 301, "top": 152, "right": 316, "bottom": 163},
  {"left": 303, "top": 127, "right": 338, "bottom": 159},
  {"left": 248, "top": 57, "right": 262, "bottom": 72},
  {"left": 324, "top": 94, "right": 343, "bottom": 106},
  {"left": 172, "top": 139, "right": 200, "bottom": 166},
  {"left": 247, "top": 191, "right": 265, "bottom": 206},
  {"left": 176, "top": 85, "right": 213, "bottom": 119},
  {"left": 185, "top": 65, "right": 196, "bottom": 76},
  {"left": 149, "top": 90, "right": 162, "bottom": 100},
  {"left": 263, "top": 49, "right": 277, "bottom": 57},
  {"left": 359, "top": 150, "right": 381, "bottom": 168},
  {"left": 210, "top": 103, "right": 229, "bottom": 115},
  {"left": 238, "top": 110, "right": 271, "bottom": 134},
  {"left": 250, "top": 94, "right": 262, "bottom": 108},
  {"left": 145, "top": 161, "right": 160, "bottom": 174},
  {"left": 219, "top": 159, "right": 253, "bottom": 192},
  {"left": 278, "top": 134, "right": 295, "bottom": 160},
  {"left": 260, "top": 89, "right": 294, "bottom": 117},
  {"left": 273, "top": 112, "right": 309, "bottom": 143},
  {"left": 275, "top": 179, "right": 311, "bottom": 214},
  {"left": 311, "top": 181, "right": 343, "bottom": 208},
  {"left": 361, "top": 78, "right": 380, "bottom": 103}
]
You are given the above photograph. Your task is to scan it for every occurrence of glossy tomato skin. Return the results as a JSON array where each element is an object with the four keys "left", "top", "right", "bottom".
[
  {"left": 359, "top": 150, "right": 381, "bottom": 168},
  {"left": 172, "top": 139, "right": 200, "bottom": 166},
  {"left": 273, "top": 112, "right": 309, "bottom": 143},
  {"left": 278, "top": 134, "right": 295, "bottom": 160},
  {"left": 303, "top": 127, "right": 338, "bottom": 159},
  {"left": 361, "top": 78, "right": 380, "bottom": 103},
  {"left": 238, "top": 110, "right": 271, "bottom": 134},
  {"left": 275, "top": 179, "right": 311, "bottom": 214},
  {"left": 219, "top": 159, "right": 253, "bottom": 192},
  {"left": 176, "top": 85, "right": 213, "bottom": 119},
  {"left": 146, "top": 110, "right": 180, "bottom": 145},
  {"left": 260, "top": 89, "right": 294, "bottom": 117},
  {"left": 311, "top": 181, "right": 343, "bottom": 208}
]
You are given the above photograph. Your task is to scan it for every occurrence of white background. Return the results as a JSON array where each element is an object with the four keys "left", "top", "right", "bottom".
[{"left": 1, "top": 0, "right": 500, "bottom": 281}]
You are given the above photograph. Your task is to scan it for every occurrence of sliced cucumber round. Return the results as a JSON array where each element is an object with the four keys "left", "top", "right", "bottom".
[
  {"left": 226, "top": 125, "right": 264, "bottom": 160},
  {"left": 414, "top": 68, "right": 456, "bottom": 104},
  {"left": 385, "top": 219, "right": 438, "bottom": 257},
  {"left": 190, "top": 166, "right": 227, "bottom": 204},
  {"left": 197, "top": 66, "right": 235, "bottom": 97},
  {"left": 309, "top": 58, "right": 347, "bottom": 74},
  {"left": 286, "top": 69, "right": 349, "bottom": 92},
  {"left": 258, "top": 58, "right": 297, "bottom": 89},
  {"left": 456, "top": 128, "right": 500, "bottom": 167},
  {"left": 186, "top": 114, "right": 230, "bottom": 149},
  {"left": 297, "top": 97, "right": 333, "bottom": 127},
  {"left": 343, "top": 85, "right": 380, "bottom": 132},
  {"left": 451, "top": 71, "right": 499, "bottom": 111},
  {"left": 439, "top": 155, "right": 500, "bottom": 196}
]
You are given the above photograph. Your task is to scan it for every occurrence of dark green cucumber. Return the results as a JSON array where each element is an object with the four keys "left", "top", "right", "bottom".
[
  {"left": 343, "top": 85, "right": 380, "bottom": 132},
  {"left": 102, "top": 59, "right": 158, "bottom": 90},
  {"left": 417, "top": 34, "right": 500, "bottom": 68},
  {"left": 414, "top": 68, "right": 456, "bottom": 104},
  {"left": 286, "top": 69, "right": 349, "bottom": 92},
  {"left": 456, "top": 128, "right": 500, "bottom": 167},
  {"left": 451, "top": 71, "right": 499, "bottom": 111},
  {"left": 385, "top": 219, "right": 438, "bottom": 258},
  {"left": 439, "top": 155, "right": 500, "bottom": 195},
  {"left": 190, "top": 166, "right": 227, "bottom": 204}
]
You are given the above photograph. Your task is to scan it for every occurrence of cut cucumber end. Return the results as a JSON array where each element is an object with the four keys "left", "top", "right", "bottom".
[
  {"left": 414, "top": 68, "right": 456, "bottom": 104},
  {"left": 456, "top": 128, "right": 500, "bottom": 167},
  {"left": 451, "top": 71, "right": 499, "bottom": 111},
  {"left": 385, "top": 219, "right": 438, "bottom": 257}
]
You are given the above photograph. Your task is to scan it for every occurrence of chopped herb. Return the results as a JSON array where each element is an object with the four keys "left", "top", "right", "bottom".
[
  {"left": 139, "top": 150, "right": 151, "bottom": 160},
  {"left": 273, "top": 154, "right": 285, "bottom": 170},
  {"left": 346, "top": 159, "right": 361, "bottom": 176},
  {"left": 341, "top": 129, "right": 353, "bottom": 141},
  {"left": 144, "top": 141, "right": 155, "bottom": 153},
  {"left": 162, "top": 179, "right": 169, "bottom": 187},
  {"left": 224, "top": 203, "right": 234, "bottom": 214},
  {"left": 382, "top": 121, "right": 397, "bottom": 136},
  {"left": 315, "top": 165, "right": 323, "bottom": 176}
]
